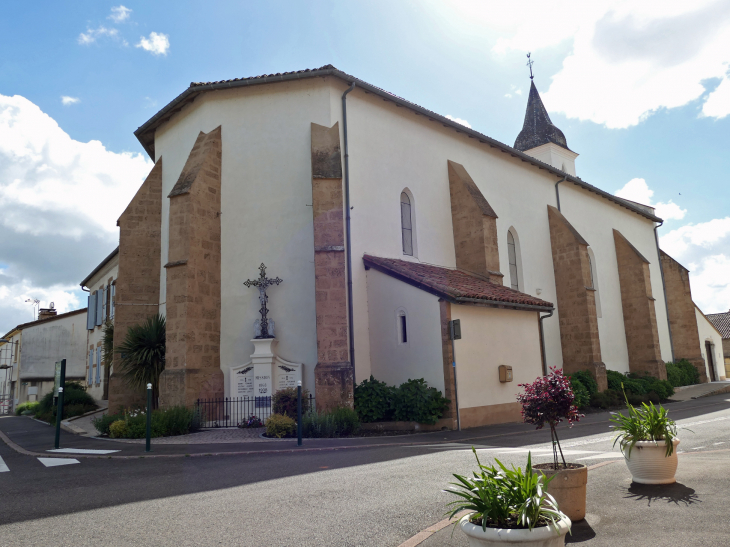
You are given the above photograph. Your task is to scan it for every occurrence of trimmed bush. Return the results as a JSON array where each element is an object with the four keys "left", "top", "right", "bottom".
[
  {"left": 571, "top": 370, "right": 598, "bottom": 396},
  {"left": 354, "top": 376, "right": 395, "bottom": 422},
  {"left": 15, "top": 401, "right": 40, "bottom": 416},
  {"left": 590, "top": 389, "right": 622, "bottom": 409},
  {"left": 265, "top": 413, "right": 296, "bottom": 438},
  {"left": 109, "top": 420, "right": 130, "bottom": 439},
  {"left": 392, "top": 379, "right": 450, "bottom": 425},
  {"left": 272, "top": 387, "right": 311, "bottom": 419},
  {"left": 570, "top": 377, "right": 591, "bottom": 409},
  {"left": 93, "top": 406, "right": 197, "bottom": 438},
  {"left": 34, "top": 382, "right": 97, "bottom": 424},
  {"left": 302, "top": 407, "right": 360, "bottom": 438},
  {"left": 92, "top": 413, "right": 122, "bottom": 436},
  {"left": 666, "top": 359, "right": 700, "bottom": 387}
]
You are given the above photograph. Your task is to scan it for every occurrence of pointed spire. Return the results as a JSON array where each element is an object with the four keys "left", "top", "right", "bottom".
[{"left": 514, "top": 80, "right": 570, "bottom": 152}]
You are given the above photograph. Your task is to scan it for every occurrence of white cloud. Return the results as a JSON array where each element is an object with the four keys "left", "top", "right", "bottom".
[
  {"left": 446, "top": 0, "right": 730, "bottom": 128},
  {"left": 109, "top": 5, "right": 132, "bottom": 23},
  {"left": 615, "top": 178, "right": 686, "bottom": 221},
  {"left": 445, "top": 114, "right": 471, "bottom": 128},
  {"left": 61, "top": 96, "right": 80, "bottom": 106},
  {"left": 661, "top": 218, "right": 730, "bottom": 313},
  {"left": 78, "top": 26, "right": 119, "bottom": 45},
  {"left": 702, "top": 74, "right": 730, "bottom": 119},
  {"left": 0, "top": 94, "right": 153, "bottom": 334},
  {"left": 136, "top": 32, "right": 170, "bottom": 56}
]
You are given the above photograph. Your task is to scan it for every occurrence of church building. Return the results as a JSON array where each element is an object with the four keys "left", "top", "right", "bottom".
[{"left": 107, "top": 65, "right": 724, "bottom": 428}]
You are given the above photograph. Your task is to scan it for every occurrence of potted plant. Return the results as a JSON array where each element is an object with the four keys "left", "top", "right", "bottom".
[
  {"left": 517, "top": 367, "right": 587, "bottom": 522},
  {"left": 610, "top": 387, "right": 681, "bottom": 484},
  {"left": 445, "top": 449, "right": 571, "bottom": 546}
]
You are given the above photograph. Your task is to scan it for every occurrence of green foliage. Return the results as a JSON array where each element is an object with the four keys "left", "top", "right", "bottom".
[
  {"left": 606, "top": 370, "right": 625, "bottom": 392},
  {"left": 590, "top": 389, "right": 622, "bottom": 409},
  {"left": 92, "top": 413, "right": 122, "bottom": 435},
  {"left": 604, "top": 370, "right": 673, "bottom": 404},
  {"left": 302, "top": 407, "right": 360, "bottom": 437},
  {"left": 610, "top": 388, "right": 682, "bottom": 457},
  {"left": 109, "top": 420, "right": 130, "bottom": 439},
  {"left": 392, "top": 378, "right": 450, "bottom": 425},
  {"left": 571, "top": 370, "right": 598, "bottom": 396},
  {"left": 116, "top": 314, "right": 165, "bottom": 407},
  {"left": 569, "top": 378, "right": 590, "bottom": 409},
  {"left": 354, "top": 376, "right": 395, "bottom": 422},
  {"left": 445, "top": 449, "right": 567, "bottom": 532},
  {"left": 93, "top": 406, "right": 196, "bottom": 438},
  {"left": 15, "top": 401, "right": 40, "bottom": 415},
  {"left": 666, "top": 360, "right": 700, "bottom": 388},
  {"left": 272, "top": 387, "right": 311, "bottom": 419},
  {"left": 265, "top": 413, "right": 296, "bottom": 438},
  {"left": 34, "top": 382, "right": 97, "bottom": 424}
]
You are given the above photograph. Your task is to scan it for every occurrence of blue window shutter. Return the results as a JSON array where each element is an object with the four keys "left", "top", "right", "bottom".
[
  {"left": 95, "top": 290, "right": 103, "bottom": 326},
  {"left": 87, "top": 294, "right": 96, "bottom": 330},
  {"left": 88, "top": 350, "right": 94, "bottom": 385},
  {"left": 96, "top": 348, "right": 101, "bottom": 384}
]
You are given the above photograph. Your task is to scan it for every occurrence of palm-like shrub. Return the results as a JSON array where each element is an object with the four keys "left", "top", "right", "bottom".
[
  {"left": 116, "top": 314, "right": 165, "bottom": 408},
  {"left": 517, "top": 367, "right": 583, "bottom": 469}
]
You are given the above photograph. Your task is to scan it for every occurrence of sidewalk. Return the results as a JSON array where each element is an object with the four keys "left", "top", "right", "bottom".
[{"left": 669, "top": 380, "right": 730, "bottom": 401}]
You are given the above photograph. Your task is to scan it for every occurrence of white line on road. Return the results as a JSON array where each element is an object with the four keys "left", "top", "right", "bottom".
[
  {"left": 47, "top": 448, "right": 120, "bottom": 454},
  {"left": 576, "top": 452, "right": 623, "bottom": 461},
  {"left": 691, "top": 446, "right": 705, "bottom": 450},
  {"left": 38, "top": 458, "right": 79, "bottom": 467},
  {"left": 0, "top": 456, "right": 8, "bottom": 473}
]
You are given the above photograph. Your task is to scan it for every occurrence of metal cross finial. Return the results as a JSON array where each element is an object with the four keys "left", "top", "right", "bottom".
[
  {"left": 526, "top": 52, "right": 534, "bottom": 80},
  {"left": 243, "top": 263, "right": 282, "bottom": 339}
]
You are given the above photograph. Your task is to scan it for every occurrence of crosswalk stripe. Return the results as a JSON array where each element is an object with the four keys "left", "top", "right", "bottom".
[
  {"left": 0, "top": 456, "right": 8, "bottom": 473},
  {"left": 47, "top": 448, "right": 119, "bottom": 455},
  {"left": 37, "top": 457, "right": 80, "bottom": 467}
]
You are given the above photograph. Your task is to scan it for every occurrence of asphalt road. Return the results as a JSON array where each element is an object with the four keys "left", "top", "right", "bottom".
[{"left": 1, "top": 395, "right": 730, "bottom": 546}]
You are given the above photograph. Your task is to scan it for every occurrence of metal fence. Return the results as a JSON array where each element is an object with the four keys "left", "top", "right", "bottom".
[{"left": 195, "top": 395, "right": 315, "bottom": 428}]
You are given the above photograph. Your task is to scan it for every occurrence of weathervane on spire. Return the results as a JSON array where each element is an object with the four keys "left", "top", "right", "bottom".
[{"left": 526, "top": 52, "right": 534, "bottom": 80}]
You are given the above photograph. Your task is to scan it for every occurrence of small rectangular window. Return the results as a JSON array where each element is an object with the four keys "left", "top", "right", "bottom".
[{"left": 400, "top": 315, "right": 408, "bottom": 344}]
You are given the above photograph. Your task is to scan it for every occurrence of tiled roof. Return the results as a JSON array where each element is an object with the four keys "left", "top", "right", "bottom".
[
  {"left": 706, "top": 311, "right": 730, "bottom": 339},
  {"left": 134, "top": 65, "right": 662, "bottom": 224},
  {"left": 363, "top": 254, "right": 553, "bottom": 310}
]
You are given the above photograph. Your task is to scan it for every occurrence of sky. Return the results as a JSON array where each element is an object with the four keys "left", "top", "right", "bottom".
[{"left": 1, "top": 0, "right": 729, "bottom": 334}]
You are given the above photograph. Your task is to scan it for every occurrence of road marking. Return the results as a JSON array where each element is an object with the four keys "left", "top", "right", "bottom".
[
  {"left": 713, "top": 442, "right": 725, "bottom": 445},
  {"left": 38, "top": 458, "right": 79, "bottom": 467},
  {"left": 47, "top": 448, "right": 120, "bottom": 455},
  {"left": 576, "top": 452, "right": 623, "bottom": 460},
  {"left": 0, "top": 456, "right": 8, "bottom": 473}
]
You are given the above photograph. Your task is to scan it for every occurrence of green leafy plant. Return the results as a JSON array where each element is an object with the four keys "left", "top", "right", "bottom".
[
  {"left": 109, "top": 420, "right": 130, "bottom": 439},
  {"left": 265, "top": 413, "right": 296, "bottom": 438},
  {"left": 589, "top": 389, "right": 622, "bottom": 409},
  {"left": 302, "top": 407, "right": 360, "bottom": 437},
  {"left": 569, "top": 377, "right": 590, "bottom": 409},
  {"left": 34, "top": 382, "right": 97, "bottom": 424},
  {"left": 116, "top": 314, "right": 165, "bottom": 408},
  {"left": 92, "top": 413, "right": 122, "bottom": 435},
  {"left": 354, "top": 376, "right": 396, "bottom": 422},
  {"left": 15, "top": 401, "right": 40, "bottom": 415},
  {"left": 609, "top": 386, "right": 681, "bottom": 457},
  {"left": 445, "top": 449, "right": 567, "bottom": 533},
  {"left": 666, "top": 359, "right": 700, "bottom": 387},
  {"left": 392, "top": 378, "right": 449, "bottom": 425},
  {"left": 571, "top": 370, "right": 598, "bottom": 396},
  {"left": 272, "top": 387, "right": 311, "bottom": 419}
]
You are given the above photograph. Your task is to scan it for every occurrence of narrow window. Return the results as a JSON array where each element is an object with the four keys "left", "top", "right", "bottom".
[
  {"left": 507, "top": 230, "right": 519, "bottom": 291},
  {"left": 400, "top": 314, "right": 408, "bottom": 344},
  {"left": 401, "top": 192, "right": 413, "bottom": 256}
]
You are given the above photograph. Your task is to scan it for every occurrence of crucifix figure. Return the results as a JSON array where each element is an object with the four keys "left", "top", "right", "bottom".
[
  {"left": 526, "top": 52, "right": 534, "bottom": 80},
  {"left": 244, "top": 263, "right": 282, "bottom": 339}
]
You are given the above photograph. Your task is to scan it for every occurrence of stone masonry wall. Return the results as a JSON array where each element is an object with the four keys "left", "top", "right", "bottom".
[
  {"left": 311, "top": 122, "right": 354, "bottom": 411},
  {"left": 159, "top": 127, "right": 224, "bottom": 408},
  {"left": 439, "top": 299, "right": 458, "bottom": 429},
  {"left": 660, "top": 251, "right": 707, "bottom": 382},
  {"left": 447, "top": 160, "right": 502, "bottom": 283},
  {"left": 109, "top": 160, "right": 162, "bottom": 411},
  {"left": 614, "top": 229, "right": 667, "bottom": 380},
  {"left": 547, "top": 206, "right": 607, "bottom": 390}
]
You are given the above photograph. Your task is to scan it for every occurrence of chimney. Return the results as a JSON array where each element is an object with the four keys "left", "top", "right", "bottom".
[{"left": 38, "top": 303, "right": 57, "bottom": 321}]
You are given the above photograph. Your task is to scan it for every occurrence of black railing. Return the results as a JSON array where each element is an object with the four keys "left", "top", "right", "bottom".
[{"left": 195, "top": 395, "right": 315, "bottom": 428}]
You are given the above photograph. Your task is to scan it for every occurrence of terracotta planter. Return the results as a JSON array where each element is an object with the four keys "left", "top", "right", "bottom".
[
  {"left": 533, "top": 464, "right": 587, "bottom": 522},
  {"left": 623, "top": 439, "right": 679, "bottom": 484},
  {"left": 459, "top": 515, "right": 571, "bottom": 547}
]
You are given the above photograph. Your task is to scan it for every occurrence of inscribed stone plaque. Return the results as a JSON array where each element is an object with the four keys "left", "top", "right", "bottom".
[{"left": 275, "top": 362, "right": 302, "bottom": 391}]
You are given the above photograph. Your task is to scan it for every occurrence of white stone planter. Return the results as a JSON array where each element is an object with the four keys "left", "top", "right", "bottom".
[
  {"left": 459, "top": 515, "right": 571, "bottom": 547},
  {"left": 623, "top": 439, "right": 680, "bottom": 485}
]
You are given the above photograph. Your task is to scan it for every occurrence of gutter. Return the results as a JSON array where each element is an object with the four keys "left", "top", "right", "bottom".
[
  {"left": 342, "top": 82, "right": 357, "bottom": 383},
  {"left": 133, "top": 67, "right": 662, "bottom": 225},
  {"left": 654, "top": 221, "right": 675, "bottom": 362},
  {"left": 538, "top": 310, "right": 554, "bottom": 376},
  {"left": 555, "top": 175, "right": 567, "bottom": 212}
]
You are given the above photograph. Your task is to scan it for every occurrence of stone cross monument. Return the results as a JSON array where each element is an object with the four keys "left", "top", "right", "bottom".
[{"left": 243, "top": 263, "right": 282, "bottom": 339}]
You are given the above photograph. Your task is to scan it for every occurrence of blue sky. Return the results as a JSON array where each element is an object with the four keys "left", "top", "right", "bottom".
[{"left": 1, "top": 1, "right": 729, "bottom": 333}]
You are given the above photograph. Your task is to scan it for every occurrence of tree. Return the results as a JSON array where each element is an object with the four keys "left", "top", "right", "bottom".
[
  {"left": 516, "top": 367, "right": 583, "bottom": 469},
  {"left": 115, "top": 314, "right": 166, "bottom": 408}
]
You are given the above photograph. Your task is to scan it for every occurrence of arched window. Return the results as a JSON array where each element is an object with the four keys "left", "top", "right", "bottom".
[
  {"left": 400, "top": 192, "right": 413, "bottom": 256},
  {"left": 396, "top": 307, "right": 408, "bottom": 345},
  {"left": 507, "top": 229, "right": 520, "bottom": 291},
  {"left": 587, "top": 247, "right": 602, "bottom": 318}
]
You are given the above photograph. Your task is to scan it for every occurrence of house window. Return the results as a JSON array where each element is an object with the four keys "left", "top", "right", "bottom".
[
  {"left": 397, "top": 309, "right": 408, "bottom": 345},
  {"left": 401, "top": 192, "right": 413, "bottom": 256},
  {"left": 96, "top": 347, "right": 102, "bottom": 384},
  {"left": 507, "top": 229, "right": 520, "bottom": 291}
]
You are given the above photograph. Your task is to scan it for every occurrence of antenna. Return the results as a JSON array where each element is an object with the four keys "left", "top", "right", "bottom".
[{"left": 526, "top": 52, "right": 534, "bottom": 80}]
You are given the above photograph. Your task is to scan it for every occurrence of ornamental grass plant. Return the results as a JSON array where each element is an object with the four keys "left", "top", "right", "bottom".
[{"left": 445, "top": 449, "right": 567, "bottom": 533}]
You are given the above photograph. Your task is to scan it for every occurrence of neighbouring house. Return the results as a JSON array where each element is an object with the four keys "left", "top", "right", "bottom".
[
  {"left": 706, "top": 310, "right": 730, "bottom": 379},
  {"left": 0, "top": 306, "right": 88, "bottom": 412},
  {"left": 695, "top": 305, "right": 725, "bottom": 381},
  {"left": 102, "top": 65, "right": 720, "bottom": 427},
  {"left": 80, "top": 246, "right": 119, "bottom": 402}
]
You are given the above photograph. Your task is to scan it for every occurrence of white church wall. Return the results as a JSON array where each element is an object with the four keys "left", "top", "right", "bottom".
[
  {"left": 365, "top": 268, "right": 445, "bottom": 393},
  {"left": 450, "top": 305, "right": 542, "bottom": 410},
  {"left": 153, "top": 78, "right": 337, "bottom": 395},
  {"left": 696, "top": 306, "right": 725, "bottom": 381}
]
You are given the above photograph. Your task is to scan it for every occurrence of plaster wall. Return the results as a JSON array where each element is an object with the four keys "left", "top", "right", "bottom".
[
  {"left": 85, "top": 257, "right": 119, "bottom": 401},
  {"left": 696, "top": 307, "right": 725, "bottom": 381},
  {"left": 154, "top": 79, "right": 336, "bottom": 395},
  {"left": 365, "top": 268, "right": 444, "bottom": 393},
  {"left": 449, "top": 305, "right": 542, "bottom": 409}
]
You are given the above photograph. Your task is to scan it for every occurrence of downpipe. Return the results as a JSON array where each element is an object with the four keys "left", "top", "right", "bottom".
[
  {"left": 539, "top": 309, "right": 554, "bottom": 376},
  {"left": 342, "top": 82, "right": 357, "bottom": 386}
]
